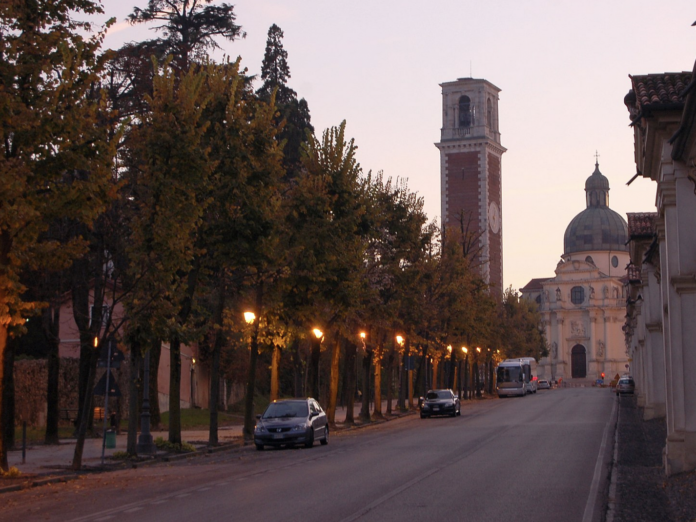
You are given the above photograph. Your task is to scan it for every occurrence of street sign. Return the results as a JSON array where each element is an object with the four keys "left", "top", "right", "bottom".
[{"left": 93, "top": 370, "right": 122, "bottom": 397}]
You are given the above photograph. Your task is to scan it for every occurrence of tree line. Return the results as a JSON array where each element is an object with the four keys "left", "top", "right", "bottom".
[{"left": 0, "top": 0, "right": 546, "bottom": 471}]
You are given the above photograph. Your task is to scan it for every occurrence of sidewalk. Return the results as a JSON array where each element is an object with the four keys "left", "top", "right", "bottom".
[
  {"left": 5, "top": 398, "right": 408, "bottom": 477},
  {"left": 609, "top": 395, "right": 696, "bottom": 522}
]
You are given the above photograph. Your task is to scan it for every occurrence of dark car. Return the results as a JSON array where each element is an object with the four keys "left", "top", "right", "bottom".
[
  {"left": 616, "top": 377, "right": 635, "bottom": 396},
  {"left": 254, "top": 398, "right": 329, "bottom": 450},
  {"left": 420, "top": 389, "right": 461, "bottom": 418}
]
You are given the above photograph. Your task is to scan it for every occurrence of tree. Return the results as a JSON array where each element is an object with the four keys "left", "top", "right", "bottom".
[
  {"left": 122, "top": 59, "right": 214, "bottom": 447},
  {"left": 0, "top": 0, "right": 116, "bottom": 471},
  {"left": 256, "top": 24, "right": 313, "bottom": 180},
  {"left": 128, "top": 0, "right": 245, "bottom": 72}
]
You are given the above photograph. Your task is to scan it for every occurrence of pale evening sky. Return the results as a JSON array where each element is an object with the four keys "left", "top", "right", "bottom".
[{"left": 98, "top": 0, "right": 695, "bottom": 291}]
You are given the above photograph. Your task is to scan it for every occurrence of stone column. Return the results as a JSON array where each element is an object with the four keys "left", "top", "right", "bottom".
[
  {"left": 643, "top": 265, "right": 666, "bottom": 420},
  {"left": 658, "top": 155, "right": 696, "bottom": 475}
]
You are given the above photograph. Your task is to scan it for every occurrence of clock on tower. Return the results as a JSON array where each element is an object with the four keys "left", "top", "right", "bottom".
[{"left": 435, "top": 77, "right": 506, "bottom": 294}]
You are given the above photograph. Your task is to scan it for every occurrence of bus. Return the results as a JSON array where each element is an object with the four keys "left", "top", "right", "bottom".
[
  {"left": 503, "top": 357, "right": 537, "bottom": 394},
  {"left": 495, "top": 360, "right": 527, "bottom": 397}
]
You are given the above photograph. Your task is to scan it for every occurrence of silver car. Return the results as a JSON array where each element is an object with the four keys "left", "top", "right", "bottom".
[
  {"left": 254, "top": 398, "right": 329, "bottom": 450},
  {"left": 616, "top": 377, "right": 635, "bottom": 396}
]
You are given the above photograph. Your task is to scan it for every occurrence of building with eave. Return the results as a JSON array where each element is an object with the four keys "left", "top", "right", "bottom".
[
  {"left": 521, "top": 162, "right": 630, "bottom": 384},
  {"left": 624, "top": 65, "right": 696, "bottom": 475}
]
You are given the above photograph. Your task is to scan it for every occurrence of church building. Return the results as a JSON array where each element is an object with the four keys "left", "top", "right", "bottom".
[
  {"left": 435, "top": 78, "right": 505, "bottom": 293},
  {"left": 521, "top": 162, "right": 630, "bottom": 382}
]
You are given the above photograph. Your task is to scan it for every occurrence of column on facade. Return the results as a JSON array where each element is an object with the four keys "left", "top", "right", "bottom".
[
  {"left": 557, "top": 317, "right": 565, "bottom": 379},
  {"left": 589, "top": 313, "right": 597, "bottom": 379},
  {"left": 658, "top": 152, "right": 696, "bottom": 474},
  {"left": 643, "top": 264, "right": 666, "bottom": 420}
]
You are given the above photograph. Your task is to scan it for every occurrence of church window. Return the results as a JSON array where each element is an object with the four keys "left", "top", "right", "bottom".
[
  {"left": 459, "top": 96, "right": 472, "bottom": 128},
  {"left": 585, "top": 256, "right": 594, "bottom": 265},
  {"left": 611, "top": 255, "right": 619, "bottom": 268},
  {"left": 571, "top": 286, "right": 584, "bottom": 305}
]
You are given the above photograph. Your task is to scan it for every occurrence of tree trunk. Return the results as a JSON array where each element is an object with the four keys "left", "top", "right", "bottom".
[
  {"left": 149, "top": 339, "right": 161, "bottom": 429},
  {"left": 327, "top": 339, "right": 340, "bottom": 426},
  {"left": 168, "top": 335, "right": 182, "bottom": 444},
  {"left": 386, "top": 349, "right": 393, "bottom": 416},
  {"left": 2, "top": 335, "right": 15, "bottom": 451},
  {"left": 0, "top": 324, "right": 8, "bottom": 471},
  {"left": 373, "top": 346, "right": 383, "bottom": 419},
  {"left": 290, "top": 338, "right": 302, "bottom": 397},
  {"left": 343, "top": 341, "right": 356, "bottom": 424},
  {"left": 44, "top": 305, "right": 60, "bottom": 445},
  {"left": 127, "top": 340, "right": 141, "bottom": 455},
  {"left": 270, "top": 345, "right": 280, "bottom": 403},
  {"left": 72, "top": 342, "right": 100, "bottom": 470},
  {"left": 360, "top": 349, "right": 372, "bottom": 421},
  {"left": 432, "top": 358, "right": 440, "bottom": 389},
  {"left": 209, "top": 286, "right": 225, "bottom": 446}
]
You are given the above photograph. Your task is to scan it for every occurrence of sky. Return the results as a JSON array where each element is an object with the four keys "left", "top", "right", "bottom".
[{"left": 96, "top": 0, "right": 696, "bottom": 291}]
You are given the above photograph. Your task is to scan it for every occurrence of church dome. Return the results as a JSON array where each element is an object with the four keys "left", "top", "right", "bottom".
[{"left": 563, "top": 162, "right": 628, "bottom": 255}]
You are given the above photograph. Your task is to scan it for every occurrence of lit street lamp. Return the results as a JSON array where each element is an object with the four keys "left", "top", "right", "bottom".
[
  {"left": 243, "top": 311, "right": 260, "bottom": 443},
  {"left": 309, "top": 327, "right": 324, "bottom": 401}
]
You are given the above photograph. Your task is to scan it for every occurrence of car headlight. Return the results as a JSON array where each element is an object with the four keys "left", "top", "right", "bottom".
[
  {"left": 254, "top": 425, "right": 267, "bottom": 434},
  {"left": 292, "top": 423, "right": 308, "bottom": 431}
]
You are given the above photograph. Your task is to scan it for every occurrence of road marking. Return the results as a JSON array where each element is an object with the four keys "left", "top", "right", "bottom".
[
  {"left": 123, "top": 507, "right": 142, "bottom": 513},
  {"left": 582, "top": 397, "right": 617, "bottom": 522},
  {"left": 175, "top": 493, "right": 190, "bottom": 498},
  {"left": 197, "top": 487, "right": 211, "bottom": 491},
  {"left": 151, "top": 501, "right": 168, "bottom": 505},
  {"left": 94, "top": 517, "right": 114, "bottom": 521}
]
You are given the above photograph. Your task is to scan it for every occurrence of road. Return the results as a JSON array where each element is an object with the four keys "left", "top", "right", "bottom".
[{"left": 2, "top": 387, "right": 616, "bottom": 522}]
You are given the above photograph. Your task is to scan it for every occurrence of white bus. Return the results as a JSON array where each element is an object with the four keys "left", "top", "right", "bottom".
[
  {"left": 495, "top": 360, "right": 527, "bottom": 397},
  {"left": 503, "top": 357, "right": 537, "bottom": 394}
]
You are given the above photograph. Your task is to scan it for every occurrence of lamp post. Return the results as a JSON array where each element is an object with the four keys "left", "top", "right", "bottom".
[
  {"left": 461, "top": 346, "right": 468, "bottom": 400},
  {"left": 309, "top": 328, "right": 323, "bottom": 401},
  {"left": 475, "top": 347, "right": 482, "bottom": 397},
  {"left": 359, "top": 331, "right": 372, "bottom": 421},
  {"left": 396, "top": 335, "right": 407, "bottom": 411},
  {"left": 446, "top": 345, "right": 454, "bottom": 390},
  {"left": 137, "top": 336, "right": 156, "bottom": 455},
  {"left": 242, "top": 311, "right": 260, "bottom": 443}
]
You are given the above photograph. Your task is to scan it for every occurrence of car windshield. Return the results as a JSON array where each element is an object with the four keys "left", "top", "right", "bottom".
[
  {"left": 426, "top": 391, "right": 451, "bottom": 400},
  {"left": 262, "top": 401, "right": 308, "bottom": 419}
]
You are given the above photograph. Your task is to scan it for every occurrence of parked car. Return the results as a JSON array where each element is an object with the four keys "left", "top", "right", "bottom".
[
  {"left": 537, "top": 379, "right": 550, "bottom": 390},
  {"left": 254, "top": 398, "right": 329, "bottom": 450},
  {"left": 420, "top": 389, "right": 461, "bottom": 418},
  {"left": 616, "top": 377, "right": 636, "bottom": 396}
]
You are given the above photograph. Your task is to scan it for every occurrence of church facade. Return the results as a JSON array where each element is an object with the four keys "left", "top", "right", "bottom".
[
  {"left": 521, "top": 162, "right": 630, "bottom": 382},
  {"left": 435, "top": 78, "right": 505, "bottom": 293}
]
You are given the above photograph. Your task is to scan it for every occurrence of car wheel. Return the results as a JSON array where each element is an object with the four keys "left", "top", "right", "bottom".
[
  {"left": 255, "top": 443, "right": 264, "bottom": 451},
  {"left": 420, "top": 414, "right": 427, "bottom": 419},
  {"left": 320, "top": 426, "right": 329, "bottom": 446},
  {"left": 305, "top": 428, "right": 314, "bottom": 448}
]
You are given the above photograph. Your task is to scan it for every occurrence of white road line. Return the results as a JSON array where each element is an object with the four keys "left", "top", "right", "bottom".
[
  {"left": 582, "top": 397, "right": 617, "bottom": 522},
  {"left": 123, "top": 507, "right": 143, "bottom": 513}
]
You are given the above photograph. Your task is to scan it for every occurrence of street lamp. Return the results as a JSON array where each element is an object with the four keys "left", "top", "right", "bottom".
[
  {"left": 462, "top": 347, "right": 468, "bottom": 400},
  {"left": 243, "top": 310, "right": 261, "bottom": 443},
  {"left": 244, "top": 311, "right": 256, "bottom": 324},
  {"left": 396, "top": 335, "right": 404, "bottom": 346},
  {"left": 309, "top": 327, "right": 324, "bottom": 401}
]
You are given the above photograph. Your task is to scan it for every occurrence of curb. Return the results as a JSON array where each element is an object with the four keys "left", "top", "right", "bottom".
[{"left": 0, "top": 473, "right": 80, "bottom": 494}]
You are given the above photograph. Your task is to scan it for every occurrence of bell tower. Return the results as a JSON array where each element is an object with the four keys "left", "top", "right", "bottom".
[{"left": 435, "top": 77, "right": 505, "bottom": 293}]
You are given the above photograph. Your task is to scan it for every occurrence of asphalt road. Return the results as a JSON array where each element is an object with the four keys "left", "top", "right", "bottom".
[{"left": 2, "top": 387, "right": 616, "bottom": 522}]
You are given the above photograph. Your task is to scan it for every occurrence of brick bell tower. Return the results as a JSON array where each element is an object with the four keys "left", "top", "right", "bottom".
[{"left": 435, "top": 77, "right": 505, "bottom": 294}]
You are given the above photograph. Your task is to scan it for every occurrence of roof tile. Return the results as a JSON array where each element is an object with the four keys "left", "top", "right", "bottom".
[{"left": 630, "top": 72, "right": 691, "bottom": 108}]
